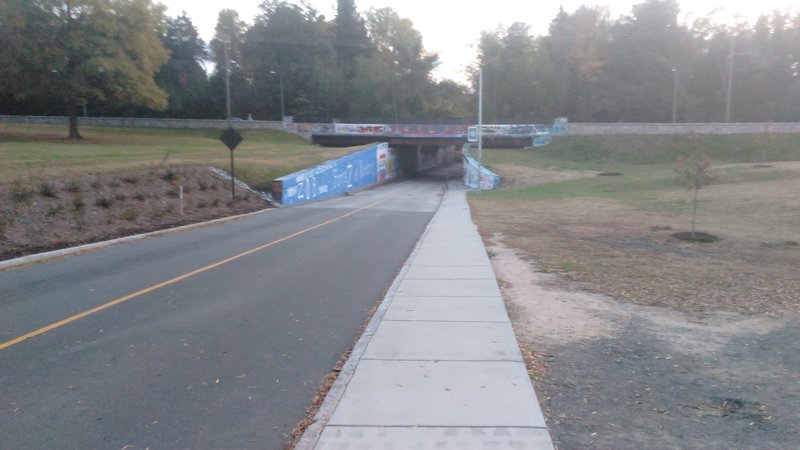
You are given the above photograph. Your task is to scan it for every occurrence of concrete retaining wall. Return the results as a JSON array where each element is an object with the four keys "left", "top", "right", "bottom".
[
  {"left": 463, "top": 155, "right": 501, "bottom": 190},
  {"left": 272, "top": 143, "right": 397, "bottom": 206}
]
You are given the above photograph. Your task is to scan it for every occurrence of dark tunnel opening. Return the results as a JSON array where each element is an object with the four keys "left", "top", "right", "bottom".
[{"left": 391, "top": 145, "right": 464, "bottom": 181}]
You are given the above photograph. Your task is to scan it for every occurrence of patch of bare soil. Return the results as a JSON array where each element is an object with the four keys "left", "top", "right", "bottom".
[
  {"left": 0, "top": 166, "right": 270, "bottom": 260},
  {"left": 671, "top": 231, "right": 720, "bottom": 242},
  {"left": 489, "top": 238, "right": 800, "bottom": 449}
]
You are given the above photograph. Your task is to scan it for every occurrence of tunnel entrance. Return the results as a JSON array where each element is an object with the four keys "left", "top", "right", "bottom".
[
  {"left": 393, "top": 145, "right": 421, "bottom": 177},
  {"left": 392, "top": 144, "right": 463, "bottom": 178}
]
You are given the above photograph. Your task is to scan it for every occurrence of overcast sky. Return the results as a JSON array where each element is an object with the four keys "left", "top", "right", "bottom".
[{"left": 159, "top": 0, "right": 797, "bottom": 83}]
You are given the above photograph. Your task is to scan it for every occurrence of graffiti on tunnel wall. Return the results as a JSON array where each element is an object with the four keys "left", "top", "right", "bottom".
[
  {"left": 273, "top": 143, "right": 396, "bottom": 206},
  {"left": 463, "top": 155, "right": 501, "bottom": 190}
]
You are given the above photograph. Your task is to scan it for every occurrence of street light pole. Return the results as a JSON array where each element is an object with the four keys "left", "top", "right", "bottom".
[
  {"left": 224, "top": 41, "right": 232, "bottom": 126},
  {"left": 671, "top": 68, "right": 678, "bottom": 123},
  {"left": 478, "top": 67, "right": 483, "bottom": 168},
  {"left": 725, "top": 36, "right": 735, "bottom": 123},
  {"left": 269, "top": 70, "right": 285, "bottom": 121},
  {"left": 224, "top": 40, "right": 235, "bottom": 200}
]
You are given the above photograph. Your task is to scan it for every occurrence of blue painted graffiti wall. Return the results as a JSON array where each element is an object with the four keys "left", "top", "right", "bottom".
[
  {"left": 463, "top": 155, "right": 501, "bottom": 190},
  {"left": 273, "top": 143, "right": 395, "bottom": 206}
]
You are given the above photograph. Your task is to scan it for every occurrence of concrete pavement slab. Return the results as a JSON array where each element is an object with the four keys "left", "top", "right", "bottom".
[
  {"left": 411, "top": 253, "right": 491, "bottom": 267},
  {"left": 316, "top": 426, "right": 554, "bottom": 450},
  {"left": 414, "top": 247, "right": 489, "bottom": 260},
  {"left": 419, "top": 233, "right": 482, "bottom": 244},
  {"left": 327, "top": 360, "right": 546, "bottom": 428},
  {"left": 403, "top": 265, "right": 497, "bottom": 280},
  {"left": 384, "top": 296, "right": 510, "bottom": 322},
  {"left": 363, "top": 321, "right": 520, "bottom": 361},
  {"left": 396, "top": 278, "right": 502, "bottom": 297},
  {"left": 428, "top": 229, "right": 476, "bottom": 235},
  {"left": 431, "top": 217, "right": 474, "bottom": 225}
]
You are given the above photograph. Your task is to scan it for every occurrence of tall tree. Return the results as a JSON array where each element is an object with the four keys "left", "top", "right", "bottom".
[
  {"left": 209, "top": 9, "right": 247, "bottom": 119},
  {"left": 0, "top": 0, "right": 169, "bottom": 138},
  {"left": 595, "top": 0, "right": 694, "bottom": 122},
  {"left": 156, "top": 13, "right": 210, "bottom": 118},
  {"left": 335, "top": 0, "right": 371, "bottom": 76},
  {"left": 541, "top": 6, "right": 609, "bottom": 120},
  {"left": 733, "top": 12, "right": 800, "bottom": 121},
  {"left": 242, "top": 1, "right": 340, "bottom": 120},
  {"left": 350, "top": 7, "right": 438, "bottom": 121},
  {"left": 474, "top": 23, "right": 540, "bottom": 122},
  {"left": 334, "top": 0, "right": 371, "bottom": 117}
]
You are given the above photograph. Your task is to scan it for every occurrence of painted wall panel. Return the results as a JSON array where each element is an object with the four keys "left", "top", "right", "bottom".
[{"left": 273, "top": 143, "right": 394, "bottom": 206}]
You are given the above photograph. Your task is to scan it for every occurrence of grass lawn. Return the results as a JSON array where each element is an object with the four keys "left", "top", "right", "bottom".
[
  {"left": 470, "top": 134, "right": 800, "bottom": 314},
  {"left": 0, "top": 123, "right": 356, "bottom": 190}
]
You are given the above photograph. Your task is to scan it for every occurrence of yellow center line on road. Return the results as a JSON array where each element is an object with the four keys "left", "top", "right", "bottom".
[{"left": 0, "top": 198, "right": 388, "bottom": 351}]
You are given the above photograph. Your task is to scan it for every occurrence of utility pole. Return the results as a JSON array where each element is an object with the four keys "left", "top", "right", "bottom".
[
  {"left": 269, "top": 70, "right": 285, "bottom": 121},
  {"left": 725, "top": 36, "right": 735, "bottom": 123},
  {"left": 279, "top": 74, "right": 285, "bottom": 121},
  {"left": 478, "top": 67, "right": 483, "bottom": 168},
  {"left": 224, "top": 40, "right": 235, "bottom": 200},
  {"left": 671, "top": 68, "right": 678, "bottom": 123},
  {"left": 224, "top": 41, "right": 232, "bottom": 125}
]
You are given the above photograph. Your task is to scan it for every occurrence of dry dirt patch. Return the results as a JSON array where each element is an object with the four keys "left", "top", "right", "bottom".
[{"left": 488, "top": 237, "right": 799, "bottom": 449}]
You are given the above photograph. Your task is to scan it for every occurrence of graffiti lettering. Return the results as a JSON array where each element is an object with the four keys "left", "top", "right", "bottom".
[{"left": 273, "top": 143, "right": 395, "bottom": 206}]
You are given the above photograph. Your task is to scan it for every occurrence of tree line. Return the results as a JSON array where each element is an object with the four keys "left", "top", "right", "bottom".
[
  {"left": 0, "top": 0, "right": 465, "bottom": 136},
  {"left": 476, "top": 0, "right": 800, "bottom": 123},
  {"left": 1, "top": 0, "right": 799, "bottom": 138}
]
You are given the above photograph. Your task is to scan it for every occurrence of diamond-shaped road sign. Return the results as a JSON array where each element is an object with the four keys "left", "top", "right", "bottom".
[{"left": 220, "top": 127, "right": 243, "bottom": 151}]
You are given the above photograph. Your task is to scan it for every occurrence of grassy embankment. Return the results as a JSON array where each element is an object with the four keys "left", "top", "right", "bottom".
[
  {"left": 0, "top": 123, "right": 354, "bottom": 190},
  {"left": 0, "top": 124, "right": 358, "bottom": 259},
  {"left": 469, "top": 134, "right": 800, "bottom": 315}
]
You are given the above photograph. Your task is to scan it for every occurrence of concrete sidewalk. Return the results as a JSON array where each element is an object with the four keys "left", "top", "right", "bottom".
[{"left": 298, "top": 184, "right": 554, "bottom": 449}]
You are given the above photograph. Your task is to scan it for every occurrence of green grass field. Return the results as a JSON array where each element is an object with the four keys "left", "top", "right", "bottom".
[
  {"left": 486, "top": 134, "right": 800, "bottom": 168},
  {"left": 479, "top": 134, "right": 800, "bottom": 207},
  {"left": 0, "top": 124, "right": 355, "bottom": 190},
  {"left": 470, "top": 134, "right": 800, "bottom": 315}
]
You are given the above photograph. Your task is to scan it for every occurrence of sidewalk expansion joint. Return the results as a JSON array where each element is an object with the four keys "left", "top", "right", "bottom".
[
  {"left": 409, "top": 264, "right": 488, "bottom": 267},
  {"left": 324, "top": 425, "right": 551, "bottom": 430},
  {"left": 403, "top": 278, "right": 498, "bottom": 281},
  {"left": 359, "top": 358, "right": 525, "bottom": 363},
  {"left": 382, "top": 319, "right": 508, "bottom": 323},
  {"left": 392, "top": 295, "right": 503, "bottom": 298}
]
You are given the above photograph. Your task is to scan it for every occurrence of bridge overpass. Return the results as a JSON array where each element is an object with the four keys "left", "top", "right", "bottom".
[
  {"left": 310, "top": 120, "right": 566, "bottom": 176},
  {"left": 312, "top": 124, "right": 469, "bottom": 148},
  {"left": 311, "top": 121, "right": 566, "bottom": 151},
  {"left": 312, "top": 124, "right": 470, "bottom": 175}
]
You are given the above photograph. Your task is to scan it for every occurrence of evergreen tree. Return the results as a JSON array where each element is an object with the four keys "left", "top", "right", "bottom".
[
  {"left": 209, "top": 9, "right": 248, "bottom": 119},
  {"left": 242, "top": 1, "right": 340, "bottom": 120},
  {"left": 157, "top": 13, "right": 211, "bottom": 118},
  {"left": 335, "top": 0, "right": 371, "bottom": 77}
]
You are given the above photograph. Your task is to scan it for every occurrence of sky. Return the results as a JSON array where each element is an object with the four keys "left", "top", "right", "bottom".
[{"left": 160, "top": 0, "right": 797, "bottom": 83}]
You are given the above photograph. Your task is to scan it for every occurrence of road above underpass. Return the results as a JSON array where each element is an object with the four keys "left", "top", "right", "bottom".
[{"left": 0, "top": 180, "right": 444, "bottom": 449}]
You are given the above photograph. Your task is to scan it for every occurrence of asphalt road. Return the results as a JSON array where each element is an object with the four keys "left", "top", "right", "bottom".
[{"left": 0, "top": 180, "right": 444, "bottom": 450}]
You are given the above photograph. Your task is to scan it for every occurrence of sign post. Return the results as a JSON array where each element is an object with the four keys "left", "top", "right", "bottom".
[{"left": 220, "top": 127, "right": 243, "bottom": 200}]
